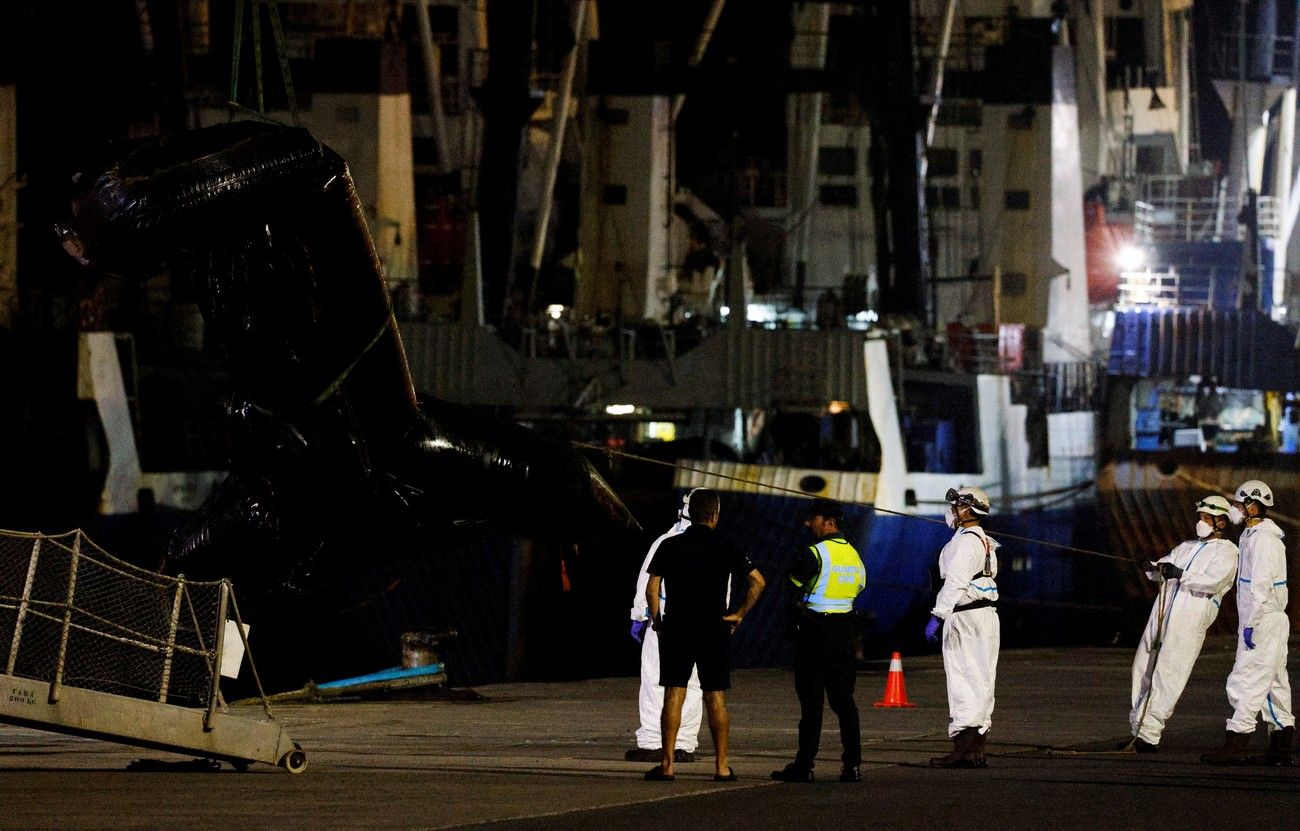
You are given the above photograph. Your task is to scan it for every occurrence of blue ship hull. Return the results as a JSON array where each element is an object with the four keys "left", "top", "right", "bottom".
[{"left": 712, "top": 491, "right": 1126, "bottom": 668}]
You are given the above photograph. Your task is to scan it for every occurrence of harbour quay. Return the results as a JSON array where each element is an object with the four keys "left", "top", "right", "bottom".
[{"left": 1, "top": 644, "right": 1295, "bottom": 830}]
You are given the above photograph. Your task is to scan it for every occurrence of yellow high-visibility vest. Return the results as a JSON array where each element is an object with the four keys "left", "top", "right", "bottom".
[{"left": 794, "top": 537, "right": 866, "bottom": 614}]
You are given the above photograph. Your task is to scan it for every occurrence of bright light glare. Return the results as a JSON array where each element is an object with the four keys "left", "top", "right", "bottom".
[
  {"left": 1115, "top": 245, "right": 1146, "bottom": 271},
  {"left": 546, "top": 304, "right": 565, "bottom": 320},
  {"left": 645, "top": 421, "right": 677, "bottom": 441},
  {"left": 605, "top": 404, "right": 635, "bottom": 416},
  {"left": 746, "top": 303, "right": 777, "bottom": 323}
]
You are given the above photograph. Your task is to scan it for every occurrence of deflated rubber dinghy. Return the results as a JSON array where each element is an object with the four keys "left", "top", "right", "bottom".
[{"left": 60, "top": 121, "right": 638, "bottom": 588}]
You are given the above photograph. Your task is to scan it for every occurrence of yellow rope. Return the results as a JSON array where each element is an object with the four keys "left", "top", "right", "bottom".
[{"left": 572, "top": 442, "right": 1134, "bottom": 564}]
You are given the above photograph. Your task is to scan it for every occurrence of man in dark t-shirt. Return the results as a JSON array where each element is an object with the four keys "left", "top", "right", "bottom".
[{"left": 644, "top": 488, "right": 765, "bottom": 782}]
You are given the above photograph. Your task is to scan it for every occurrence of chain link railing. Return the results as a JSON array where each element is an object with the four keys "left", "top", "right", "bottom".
[
  {"left": 1, "top": 529, "right": 233, "bottom": 712},
  {"left": 0, "top": 527, "right": 301, "bottom": 772}
]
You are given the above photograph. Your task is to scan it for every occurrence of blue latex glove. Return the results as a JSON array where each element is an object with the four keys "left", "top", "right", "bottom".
[
  {"left": 1243, "top": 627, "right": 1255, "bottom": 650},
  {"left": 631, "top": 619, "right": 648, "bottom": 644},
  {"left": 925, "top": 615, "right": 943, "bottom": 644}
]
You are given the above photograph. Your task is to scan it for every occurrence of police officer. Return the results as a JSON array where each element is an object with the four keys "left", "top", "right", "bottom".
[
  {"left": 926, "top": 486, "right": 999, "bottom": 769},
  {"left": 1127, "top": 495, "right": 1238, "bottom": 752},
  {"left": 772, "top": 498, "right": 867, "bottom": 783},
  {"left": 1202, "top": 480, "right": 1294, "bottom": 766}
]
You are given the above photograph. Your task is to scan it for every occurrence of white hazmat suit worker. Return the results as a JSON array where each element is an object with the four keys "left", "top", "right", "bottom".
[
  {"left": 1128, "top": 495, "right": 1238, "bottom": 751},
  {"left": 926, "top": 486, "right": 999, "bottom": 769},
  {"left": 1203, "top": 480, "right": 1294, "bottom": 766},
  {"left": 625, "top": 490, "right": 703, "bottom": 762}
]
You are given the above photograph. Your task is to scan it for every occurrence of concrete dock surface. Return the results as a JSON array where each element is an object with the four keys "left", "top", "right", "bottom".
[{"left": 2, "top": 641, "right": 1298, "bottom": 829}]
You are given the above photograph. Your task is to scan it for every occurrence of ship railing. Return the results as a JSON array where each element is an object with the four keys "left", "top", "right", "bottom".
[
  {"left": 1041, "top": 361, "right": 1101, "bottom": 414},
  {"left": 944, "top": 329, "right": 1021, "bottom": 375},
  {"left": 1118, "top": 267, "right": 1180, "bottom": 308},
  {"left": 1133, "top": 198, "right": 1234, "bottom": 243},
  {"left": 968, "top": 332, "right": 1007, "bottom": 374},
  {"left": 1257, "top": 195, "right": 1283, "bottom": 240},
  {"left": 1140, "top": 173, "right": 1221, "bottom": 201},
  {"left": 1006, "top": 362, "right": 1101, "bottom": 415},
  {"left": 0, "top": 529, "right": 227, "bottom": 710},
  {"left": 1117, "top": 266, "right": 1217, "bottom": 310},
  {"left": 0, "top": 528, "right": 303, "bottom": 771},
  {"left": 949, "top": 335, "right": 1101, "bottom": 412},
  {"left": 512, "top": 308, "right": 887, "bottom": 364},
  {"left": 1132, "top": 201, "right": 1155, "bottom": 244}
]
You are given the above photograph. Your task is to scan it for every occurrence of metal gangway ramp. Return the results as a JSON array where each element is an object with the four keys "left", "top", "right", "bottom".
[{"left": 0, "top": 529, "right": 305, "bottom": 772}]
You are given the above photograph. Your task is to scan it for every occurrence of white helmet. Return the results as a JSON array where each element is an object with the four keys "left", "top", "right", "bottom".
[
  {"left": 947, "top": 486, "right": 991, "bottom": 516},
  {"left": 1234, "top": 480, "right": 1274, "bottom": 507},
  {"left": 679, "top": 487, "right": 706, "bottom": 520},
  {"left": 1195, "top": 495, "right": 1231, "bottom": 517}
]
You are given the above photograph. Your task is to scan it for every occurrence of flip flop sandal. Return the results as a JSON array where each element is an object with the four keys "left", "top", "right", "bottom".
[
  {"left": 713, "top": 768, "right": 739, "bottom": 782},
  {"left": 644, "top": 765, "right": 675, "bottom": 781}
]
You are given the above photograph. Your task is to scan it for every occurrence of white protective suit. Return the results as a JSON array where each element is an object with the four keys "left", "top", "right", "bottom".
[
  {"left": 1130, "top": 537, "right": 1238, "bottom": 744},
  {"left": 630, "top": 513, "right": 702, "bottom": 752},
  {"left": 1224, "top": 518, "right": 1294, "bottom": 734},
  {"left": 931, "top": 525, "right": 1000, "bottom": 738}
]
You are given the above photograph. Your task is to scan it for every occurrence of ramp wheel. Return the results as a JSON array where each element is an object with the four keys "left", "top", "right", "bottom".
[
  {"left": 230, "top": 760, "right": 251, "bottom": 772},
  {"left": 280, "top": 743, "right": 307, "bottom": 774}
]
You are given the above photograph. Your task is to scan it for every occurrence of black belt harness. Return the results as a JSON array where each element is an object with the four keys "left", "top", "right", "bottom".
[
  {"left": 954, "top": 539, "right": 996, "bottom": 614},
  {"left": 953, "top": 598, "right": 997, "bottom": 613}
]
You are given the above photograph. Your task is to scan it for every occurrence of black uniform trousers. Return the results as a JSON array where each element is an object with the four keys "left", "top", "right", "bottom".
[{"left": 794, "top": 611, "right": 861, "bottom": 768}]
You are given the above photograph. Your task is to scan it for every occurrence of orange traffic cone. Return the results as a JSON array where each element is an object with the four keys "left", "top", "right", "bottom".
[{"left": 873, "top": 651, "right": 916, "bottom": 707}]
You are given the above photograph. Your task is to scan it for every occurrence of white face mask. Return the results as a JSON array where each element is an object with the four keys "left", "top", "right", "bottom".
[
  {"left": 1228, "top": 505, "right": 1245, "bottom": 526},
  {"left": 945, "top": 508, "right": 959, "bottom": 529},
  {"left": 1195, "top": 519, "right": 1213, "bottom": 539}
]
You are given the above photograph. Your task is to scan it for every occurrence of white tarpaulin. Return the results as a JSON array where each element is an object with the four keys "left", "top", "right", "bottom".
[
  {"left": 220, "top": 620, "right": 251, "bottom": 679},
  {"left": 80, "top": 332, "right": 142, "bottom": 515}
]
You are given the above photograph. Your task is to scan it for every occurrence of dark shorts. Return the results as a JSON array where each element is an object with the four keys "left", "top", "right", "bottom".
[{"left": 658, "top": 622, "right": 731, "bottom": 692}]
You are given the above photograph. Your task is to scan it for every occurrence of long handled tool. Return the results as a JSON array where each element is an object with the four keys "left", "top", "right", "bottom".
[{"left": 1047, "top": 574, "right": 1169, "bottom": 757}]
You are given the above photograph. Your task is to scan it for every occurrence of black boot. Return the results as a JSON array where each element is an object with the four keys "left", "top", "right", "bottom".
[
  {"left": 770, "top": 761, "right": 815, "bottom": 782},
  {"left": 1113, "top": 736, "right": 1157, "bottom": 752},
  {"left": 1250, "top": 725, "right": 1295, "bottom": 767},
  {"left": 1200, "top": 730, "right": 1252, "bottom": 765},
  {"left": 930, "top": 727, "right": 979, "bottom": 768},
  {"left": 970, "top": 730, "right": 990, "bottom": 768}
]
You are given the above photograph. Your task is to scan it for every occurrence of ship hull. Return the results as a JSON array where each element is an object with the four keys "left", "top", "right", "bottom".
[
  {"left": 710, "top": 489, "right": 1127, "bottom": 670},
  {"left": 1097, "top": 458, "right": 1300, "bottom": 637}
]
